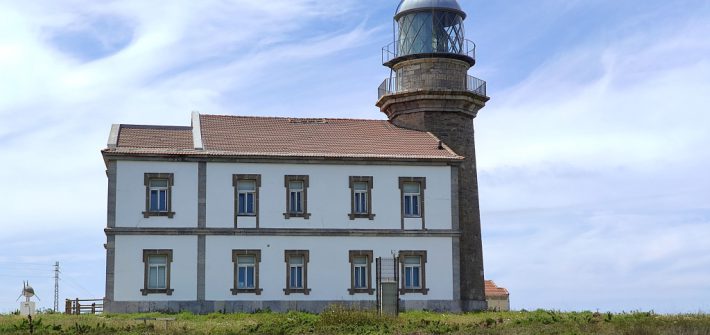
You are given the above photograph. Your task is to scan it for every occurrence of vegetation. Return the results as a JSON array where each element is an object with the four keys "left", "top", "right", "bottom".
[{"left": 0, "top": 307, "right": 708, "bottom": 334}]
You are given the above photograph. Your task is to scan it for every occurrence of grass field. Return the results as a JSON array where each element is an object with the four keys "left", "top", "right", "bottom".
[{"left": 1, "top": 308, "right": 708, "bottom": 334}]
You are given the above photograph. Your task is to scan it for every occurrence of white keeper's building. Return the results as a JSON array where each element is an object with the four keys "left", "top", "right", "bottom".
[{"left": 102, "top": 0, "right": 490, "bottom": 313}]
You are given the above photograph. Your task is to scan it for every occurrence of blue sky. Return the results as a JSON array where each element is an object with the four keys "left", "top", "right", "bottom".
[{"left": 0, "top": 0, "right": 708, "bottom": 313}]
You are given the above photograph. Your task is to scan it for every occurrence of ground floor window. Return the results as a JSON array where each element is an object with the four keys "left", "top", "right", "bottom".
[
  {"left": 399, "top": 250, "right": 429, "bottom": 295},
  {"left": 284, "top": 250, "right": 311, "bottom": 295},
  {"left": 141, "top": 249, "right": 174, "bottom": 295},
  {"left": 348, "top": 250, "right": 374, "bottom": 295},
  {"left": 231, "top": 250, "right": 262, "bottom": 295}
]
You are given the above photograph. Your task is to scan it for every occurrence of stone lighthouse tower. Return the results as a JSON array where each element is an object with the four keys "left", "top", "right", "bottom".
[{"left": 376, "top": 0, "right": 489, "bottom": 311}]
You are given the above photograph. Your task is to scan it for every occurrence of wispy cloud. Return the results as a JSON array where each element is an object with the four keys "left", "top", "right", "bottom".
[{"left": 478, "top": 2, "right": 710, "bottom": 312}]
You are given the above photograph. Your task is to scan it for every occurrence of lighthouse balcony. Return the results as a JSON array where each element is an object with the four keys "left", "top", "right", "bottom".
[
  {"left": 378, "top": 74, "right": 486, "bottom": 99},
  {"left": 382, "top": 39, "right": 476, "bottom": 67}
]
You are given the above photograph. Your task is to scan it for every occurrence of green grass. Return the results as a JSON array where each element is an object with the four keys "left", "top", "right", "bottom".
[{"left": 0, "top": 308, "right": 708, "bottom": 334}]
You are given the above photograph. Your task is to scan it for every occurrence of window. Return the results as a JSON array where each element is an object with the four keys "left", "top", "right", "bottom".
[
  {"left": 233, "top": 174, "right": 261, "bottom": 227},
  {"left": 399, "top": 250, "right": 428, "bottom": 295},
  {"left": 349, "top": 176, "right": 375, "bottom": 220},
  {"left": 348, "top": 250, "right": 374, "bottom": 295},
  {"left": 141, "top": 249, "right": 173, "bottom": 295},
  {"left": 284, "top": 250, "right": 310, "bottom": 294},
  {"left": 398, "top": 177, "right": 426, "bottom": 228},
  {"left": 403, "top": 256, "right": 421, "bottom": 288},
  {"left": 283, "top": 175, "right": 310, "bottom": 219},
  {"left": 238, "top": 181, "right": 256, "bottom": 215},
  {"left": 231, "top": 250, "right": 262, "bottom": 295},
  {"left": 143, "top": 173, "right": 175, "bottom": 218},
  {"left": 403, "top": 183, "right": 420, "bottom": 217}
]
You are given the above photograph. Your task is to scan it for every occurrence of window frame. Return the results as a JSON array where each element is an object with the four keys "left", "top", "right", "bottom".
[
  {"left": 143, "top": 173, "right": 175, "bottom": 218},
  {"left": 348, "top": 250, "right": 374, "bottom": 295},
  {"left": 283, "top": 175, "right": 311, "bottom": 219},
  {"left": 283, "top": 250, "right": 311, "bottom": 295},
  {"left": 349, "top": 176, "right": 375, "bottom": 220},
  {"left": 233, "top": 174, "right": 262, "bottom": 227},
  {"left": 398, "top": 177, "right": 426, "bottom": 229},
  {"left": 231, "top": 249, "right": 262, "bottom": 295},
  {"left": 398, "top": 250, "right": 429, "bottom": 295},
  {"left": 141, "top": 249, "right": 174, "bottom": 295}
]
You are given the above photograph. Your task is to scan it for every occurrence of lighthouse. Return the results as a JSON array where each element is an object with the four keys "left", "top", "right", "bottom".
[{"left": 377, "top": 0, "right": 489, "bottom": 311}]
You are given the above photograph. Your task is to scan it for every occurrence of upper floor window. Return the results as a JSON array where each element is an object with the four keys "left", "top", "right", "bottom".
[
  {"left": 284, "top": 175, "right": 310, "bottom": 219},
  {"left": 349, "top": 176, "right": 375, "bottom": 220},
  {"left": 399, "top": 177, "right": 426, "bottom": 229},
  {"left": 143, "top": 173, "right": 174, "bottom": 218},
  {"left": 141, "top": 249, "right": 174, "bottom": 295},
  {"left": 399, "top": 177, "right": 426, "bottom": 228},
  {"left": 149, "top": 179, "right": 169, "bottom": 212},
  {"left": 238, "top": 180, "right": 256, "bottom": 215},
  {"left": 284, "top": 250, "right": 311, "bottom": 295},
  {"left": 231, "top": 249, "right": 262, "bottom": 295},
  {"left": 233, "top": 175, "right": 261, "bottom": 225},
  {"left": 289, "top": 181, "right": 304, "bottom": 213},
  {"left": 348, "top": 250, "right": 374, "bottom": 295},
  {"left": 399, "top": 250, "right": 429, "bottom": 295},
  {"left": 403, "top": 182, "right": 421, "bottom": 217}
]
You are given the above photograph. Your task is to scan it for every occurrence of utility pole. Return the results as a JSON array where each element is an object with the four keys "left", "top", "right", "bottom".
[{"left": 53, "top": 262, "right": 59, "bottom": 312}]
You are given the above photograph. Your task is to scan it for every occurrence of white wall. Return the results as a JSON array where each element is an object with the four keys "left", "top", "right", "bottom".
[
  {"left": 206, "top": 163, "right": 453, "bottom": 230},
  {"left": 113, "top": 235, "right": 197, "bottom": 301},
  {"left": 204, "top": 235, "right": 454, "bottom": 301},
  {"left": 115, "top": 161, "right": 198, "bottom": 228}
]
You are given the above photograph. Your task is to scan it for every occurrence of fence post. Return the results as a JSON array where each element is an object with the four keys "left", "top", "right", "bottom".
[
  {"left": 91, "top": 303, "right": 96, "bottom": 314},
  {"left": 65, "top": 299, "right": 71, "bottom": 315},
  {"left": 75, "top": 298, "right": 80, "bottom": 315}
]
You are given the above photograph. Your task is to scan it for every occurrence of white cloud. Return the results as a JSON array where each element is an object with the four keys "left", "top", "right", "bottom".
[{"left": 479, "top": 14, "right": 710, "bottom": 313}]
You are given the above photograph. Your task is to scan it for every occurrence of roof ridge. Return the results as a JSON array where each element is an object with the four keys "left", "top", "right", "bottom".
[
  {"left": 200, "top": 113, "right": 390, "bottom": 122},
  {"left": 120, "top": 124, "right": 192, "bottom": 130}
]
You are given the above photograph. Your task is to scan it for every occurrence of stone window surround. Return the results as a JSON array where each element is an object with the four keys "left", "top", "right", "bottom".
[
  {"left": 348, "top": 176, "right": 375, "bottom": 220},
  {"left": 283, "top": 175, "right": 311, "bottom": 219},
  {"left": 141, "top": 249, "right": 174, "bottom": 296},
  {"left": 231, "top": 249, "right": 263, "bottom": 295},
  {"left": 233, "top": 174, "right": 262, "bottom": 228},
  {"left": 398, "top": 177, "right": 426, "bottom": 229},
  {"left": 398, "top": 250, "right": 429, "bottom": 295},
  {"left": 284, "top": 249, "right": 311, "bottom": 295},
  {"left": 143, "top": 173, "right": 175, "bottom": 218},
  {"left": 348, "top": 250, "right": 374, "bottom": 295}
]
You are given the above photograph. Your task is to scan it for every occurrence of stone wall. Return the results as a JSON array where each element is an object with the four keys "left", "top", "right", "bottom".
[{"left": 394, "top": 58, "right": 469, "bottom": 92}]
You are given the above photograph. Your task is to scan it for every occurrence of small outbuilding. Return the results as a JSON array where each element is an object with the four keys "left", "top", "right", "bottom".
[{"left": 485, "top": 280, "right": 510, "bottom": 311}]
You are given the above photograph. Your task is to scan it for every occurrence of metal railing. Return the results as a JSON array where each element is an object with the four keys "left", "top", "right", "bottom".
[
  {"left": 382, "top": 39, "right": 476, "bottom": 65},
  {"left": 378, "top": 74, "right": 487, "bottom": 99}
]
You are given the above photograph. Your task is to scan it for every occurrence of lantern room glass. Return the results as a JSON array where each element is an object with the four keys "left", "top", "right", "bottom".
[{"left": 397, "top": 10, "right": 464, "bottom": 57}]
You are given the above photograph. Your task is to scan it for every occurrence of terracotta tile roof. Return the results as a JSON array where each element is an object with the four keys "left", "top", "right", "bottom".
[
  {"left": 485, "top": 280, "right": 510, "bottom": 298},
  {"left": 105, "top": 114, "right": 463, "bottom": 161},
  {"left": 116, "top": 125, "right": 193, "bottom": 150},
  {"left": 198, "top": 114, "right": 461, "bottom": 160}
]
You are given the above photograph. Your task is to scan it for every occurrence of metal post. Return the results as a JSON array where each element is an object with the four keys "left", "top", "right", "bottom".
[{"left": 53, "top": 262, "right": 59, "bottom": 313}]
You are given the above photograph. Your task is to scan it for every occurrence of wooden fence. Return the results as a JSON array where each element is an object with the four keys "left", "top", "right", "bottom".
[{"left": 65, "top": 298, "right": 103, "bottom": 315}]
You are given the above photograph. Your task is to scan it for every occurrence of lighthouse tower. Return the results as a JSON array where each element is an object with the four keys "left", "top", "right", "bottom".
[{"left": 376, "top": 0, "right": 489, "bottom": 311}]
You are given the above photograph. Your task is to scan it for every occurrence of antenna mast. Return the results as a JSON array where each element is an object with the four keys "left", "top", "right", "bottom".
[{"left": 53, "top": 262, "right": 59, "bottom": 312}]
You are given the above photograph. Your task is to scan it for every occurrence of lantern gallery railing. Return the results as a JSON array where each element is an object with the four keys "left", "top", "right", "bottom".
[
  {"left": 378, "top": 74, "right": 487, "bottom": 99},
  {"left": 382, "top": 39, "right": 476, "bottom": 65}
]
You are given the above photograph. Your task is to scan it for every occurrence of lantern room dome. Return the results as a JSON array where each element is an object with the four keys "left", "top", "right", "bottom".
[{"left": 395, "top": 0, "right": 465, "bottom": 19}]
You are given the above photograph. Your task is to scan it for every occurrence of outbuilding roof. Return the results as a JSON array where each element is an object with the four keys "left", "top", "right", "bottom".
[
  {"left": 103, "top": 113, "right": 463, "bottom": 162},
  {"left": 485, "top": 280, "right": 510, "bottom": 298}
]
